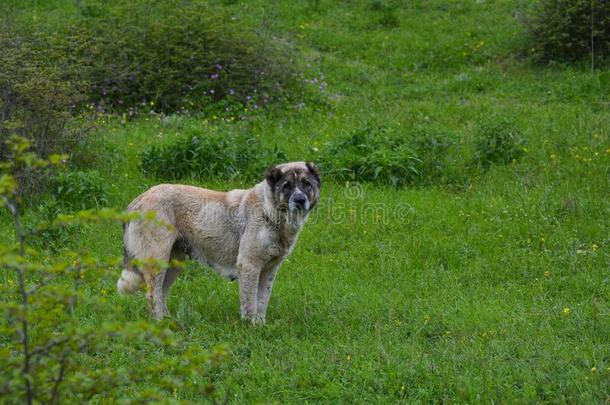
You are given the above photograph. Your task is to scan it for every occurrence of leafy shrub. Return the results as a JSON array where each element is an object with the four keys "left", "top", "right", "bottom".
[
  {"left": 140, "top": 130, "right": 285, "bottom": 182},
  {"left": 0, "top": 25, "right": 90, "bottom": 195},
  {"left": 58, "top": 0, "right": 302, "bottom": 113},
  {"left": 52, "top": 170, "right": 108, "bottom": 211},
  {"left": 411, "top": 127, "right": 455, "bottom": 183},
  {"left": 319, "top": 124, "right": 421, "bottom": 187},
  {"left": 474, "top": 117, "right": 526, "bottom": 167},
  {"left": 525, "top": 0, "right": 610, "bottom": 63}
]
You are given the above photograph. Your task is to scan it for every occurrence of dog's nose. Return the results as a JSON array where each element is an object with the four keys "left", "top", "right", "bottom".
[{"left": 293, "top": 193, "right": 307, "bottom": 206}]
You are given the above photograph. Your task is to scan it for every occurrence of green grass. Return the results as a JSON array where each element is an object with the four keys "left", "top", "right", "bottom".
[{"left": 1, "top": 0, "right": 609, "bottom": 402}]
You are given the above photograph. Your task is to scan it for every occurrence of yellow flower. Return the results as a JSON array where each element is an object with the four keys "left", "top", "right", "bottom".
[
  {"left": 544, "top": 271, "right": 550, "bottom": 277},
  {"left": 591, "top": 367, "right": 597, "bottom": 372},
  {"left": 562, "top": 307, "right": 570, "bottom": 315},
  {"left": 550, "top": 153, "right": 556, "bottom": 160}
]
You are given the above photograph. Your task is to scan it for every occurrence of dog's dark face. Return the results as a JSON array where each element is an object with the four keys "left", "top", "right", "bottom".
[{"left": 266, "top": 162, "right": 321, "bottom": 213}]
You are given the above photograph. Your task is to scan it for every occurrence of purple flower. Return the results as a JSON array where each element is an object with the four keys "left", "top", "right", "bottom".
[
  {"left": 229, "top": 88, "right": 236, "bottom": 95},
  {"left": 215, "top": 64, "right": 223, "bottom": 70},
  {"left": 211, "top": 73, "right": 219, "bottom": 80}
]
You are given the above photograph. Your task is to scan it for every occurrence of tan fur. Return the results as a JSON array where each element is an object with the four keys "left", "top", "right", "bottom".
[{"left": 118, "top": 162, "right": 320, "bottom": 323}]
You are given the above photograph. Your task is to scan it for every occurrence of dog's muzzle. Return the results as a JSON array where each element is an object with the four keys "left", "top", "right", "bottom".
[{"left": 288, "top": 191, "right": 310, "bottom": 211}]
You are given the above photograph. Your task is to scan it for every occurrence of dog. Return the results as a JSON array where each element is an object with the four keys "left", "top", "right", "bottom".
[{"left": 117, "top": 161, "right": 321, "bottom": 324}]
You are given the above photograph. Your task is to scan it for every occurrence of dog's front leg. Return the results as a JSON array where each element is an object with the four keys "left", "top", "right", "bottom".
[
  {"left": 256, "top": 261, "right": 281, "bottom": 323},
  {"left": 237, "top": 261, "right": 263, "bottom": 325}
]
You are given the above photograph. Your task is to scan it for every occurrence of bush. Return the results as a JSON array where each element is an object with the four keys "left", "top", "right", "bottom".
[
  {"left": 525, "top": 0, "right": 610, "bottom": 63},
  {"left": 140, "top": 130, "right": 285, "bottom": 182},
  {"left": 0, "top": 25, "right": 90, "bottom": 195},
  {"left": 52, "top": 170, "right": 108, "bottom": 211},
  {"left": 411, "top": 127, "right": 455, "bottom": 183},
  {"left": 319, "top": 124, "right": 421, "bottom": 187},
  {"left": 474, "top": 116, "right": 526, "bottom": 168},
  {"left": 58, "top": 0, "right": 302, "bottom": 113}
]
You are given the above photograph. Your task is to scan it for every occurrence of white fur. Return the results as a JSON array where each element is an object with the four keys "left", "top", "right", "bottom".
[{"left": 117, "top": 269, "right": 143, "bottom": 294}]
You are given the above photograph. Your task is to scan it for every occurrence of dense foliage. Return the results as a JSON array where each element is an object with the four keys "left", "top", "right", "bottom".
[
  {"left": 317, "top": 124, "right": 460, "bottom": 187},
  {"left": 0, "top": 27, "right": 90, "bottom": 194},
  {"left": 474, "top": 116, "right": 526, "bottom": 168},
  {"left": 526, "top": 0, "right": 610, "bottom": 63},
  {"left": 140, "top": 129, "right": 285, "bottom": 182},
  {"left": 56, "top": 0, "right": 302, "bottom": 113}
]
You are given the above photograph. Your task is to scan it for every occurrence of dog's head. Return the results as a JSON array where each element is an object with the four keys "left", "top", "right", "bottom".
[{"left": 265, "top": 162, "right": 321, "bottom": 213}]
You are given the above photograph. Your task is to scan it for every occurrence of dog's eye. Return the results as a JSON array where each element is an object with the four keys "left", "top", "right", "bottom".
[
  {"left": 301, "top": 179, "right": 311, "bottom": 189},
  {"left": 282, "top": 182, "right": 291, "bottom": 191}
]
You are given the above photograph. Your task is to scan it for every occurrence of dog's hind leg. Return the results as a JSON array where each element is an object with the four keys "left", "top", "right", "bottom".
[{"left": 159, "top": 245, "right": 186, "bottom": 317}]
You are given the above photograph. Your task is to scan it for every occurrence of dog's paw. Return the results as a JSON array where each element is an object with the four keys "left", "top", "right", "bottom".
[
  {"left": 241, "top": 313, "right": 265, "bottom": 326},
  {"left": 251, "top": 315, "right": 266, "bottom": 326}
]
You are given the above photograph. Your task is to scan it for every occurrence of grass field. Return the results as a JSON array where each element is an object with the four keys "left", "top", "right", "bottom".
[{"left": 1, "top": 0, "right": 609, "bottom": 402}]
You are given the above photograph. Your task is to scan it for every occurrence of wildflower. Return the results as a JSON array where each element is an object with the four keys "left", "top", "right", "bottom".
[
  {"left": 215, "top": 64, "right": 223, "bottom": 70},
  {"left": 591, "top": 367, "right": 597, "bottom": 372},
  {"left": 229, "top": 88, "right": 236, "bottom": 95},
  {"left": 562, "top": 307, "right": 570, "bottom": 315},
  {"left": 544, "top": 271, "right": 550, "bottom": 277},
  {"left": 592, "top": 244, "right": 598, "bottom": 251},
  {"left": 211, "top": 74, "right": 219, "bottom": 80},
  {"left": 550, "top": 153, "right": 556, "bottom": 160}
]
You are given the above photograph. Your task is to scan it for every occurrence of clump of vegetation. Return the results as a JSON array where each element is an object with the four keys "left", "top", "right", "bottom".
[
  {"left": 57, "top": 0, "right": 302, "bottom": 113},
  {"left": 0, "top": 27, "right": 90, "bottom": 195},
  {"left": 525, "top": 0, "right": 610, "bottom": 63},
  {"left": 411, "top": 127, "right": 455, "bottom": 184},
  {"left": 0, "top": 136, "right": 227, "bottom": 403},
  {"left": 140, "top": 129, "right": 285, "bottom": 182},
  {"left": 474, "top": 116, "right": 526, "bottom": 167},
  {"left": 319, "top": 124, "right": 421, "bottom": 187},
  {"left": 51, "top": 170, "right": 108, "bottom": 211},
  {"left": 369, "top": 0, "right": 400, "bottom": 29}
]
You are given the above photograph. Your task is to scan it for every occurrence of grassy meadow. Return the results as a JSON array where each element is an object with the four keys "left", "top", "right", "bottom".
[{"left": 1, "top": 0, "right": 609, "bottom": 402}]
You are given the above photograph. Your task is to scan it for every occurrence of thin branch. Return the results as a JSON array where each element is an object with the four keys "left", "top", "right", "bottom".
[
  {"left": 30, "top": 337, "right": 71, "bottom": 359},
  {"left": 49, "top": 354, "right": 68, "bottom": 405},
  {"left": 4, "top": 193, "right": 34, "bottom": 405}
]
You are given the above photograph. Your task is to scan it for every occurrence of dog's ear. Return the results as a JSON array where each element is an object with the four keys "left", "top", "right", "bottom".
[
  {"left": 265, "top": 165, "right": 283, "bottom": 188},
  {"left": 306, "top": 162, "right": 321, "bottom": 185}
]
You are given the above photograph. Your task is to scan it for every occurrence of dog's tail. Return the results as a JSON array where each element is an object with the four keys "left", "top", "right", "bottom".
[
  {"left": 118, "top": 222, "right": 144, "bottom": 294},
  {"left": 117, "top": 268, "right": 143, "bottom": 294}
]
